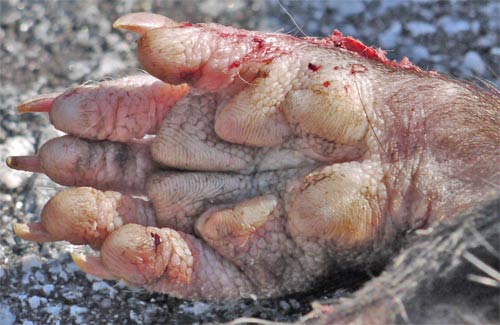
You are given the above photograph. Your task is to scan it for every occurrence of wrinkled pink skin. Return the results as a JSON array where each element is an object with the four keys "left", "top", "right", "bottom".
[{"left": 8, "top": 13, "right": 499, "bottom": 300}]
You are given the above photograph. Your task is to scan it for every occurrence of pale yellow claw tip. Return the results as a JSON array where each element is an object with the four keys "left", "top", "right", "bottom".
[
  {"left": 13, "top": 223, "right": 29, "bottom": 237},
  {"left": 113, "top": 12, "right": 180, "bottom": 34},
  {"left": 71, "top": 253, "right": 117, "bottom": 280},
  {"left": 71, "top": 252, "right": 91, "bottom": 272},
  {"left": 17, "top": 92, "right": 59, "bottom": 113},
  {"left": 13, "top": 222, "right": 56, "bottom": 242}
]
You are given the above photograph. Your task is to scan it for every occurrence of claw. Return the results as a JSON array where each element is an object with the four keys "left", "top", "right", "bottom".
[
  {"left": 6, "top": 156, "right": 42, "bottom": 173},
  {"left": 71, "top": 253, "right": 117, "bottom": 280},
  {"left": 17, "top": 92, "right": 59, "bottom": 113},
  {"left": 113, "top": 12, "right": 180, "bottom": 35},
  {"left": 13, "top": 222, "right": 57, "bottom": 242}
]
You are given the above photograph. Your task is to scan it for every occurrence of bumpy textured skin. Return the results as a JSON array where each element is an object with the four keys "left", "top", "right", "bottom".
[
  {"left": 305, "top": 198, "right": 499, "bottom": 324},
  {"left": 8, "top": 13, "right": 499, "bottom": 301}
]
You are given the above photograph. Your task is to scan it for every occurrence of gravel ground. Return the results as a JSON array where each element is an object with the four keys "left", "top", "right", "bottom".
[{"left": 0, "top": 0, "right": 499, "bottom": 324}]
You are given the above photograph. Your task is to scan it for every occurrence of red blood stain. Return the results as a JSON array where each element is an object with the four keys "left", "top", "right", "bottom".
[
  {"left": 228, "top": 61, "right": 241, "bottom": 69},
  {"left": 253, "top": 36, "right": 265, "bottom": 49},
  {"left": 323, "top": 81, "right": 330, "bottom": 87},
  {"left": 181, "top": 22, "right": 193, "bottom": 27},
  {"left": 183, "top": 21, "right": 432, "bottom": 76},
  {"left": 151, "top": 233, "right": 162, "bottom": 252},
  {"left": 305, "top": 30, "right": 433, "bottom": 74},
  {"left": 351, "top": 63, "right": 368, "bottom": 74},
  {"left": 344, "top": 85, "right": 350, "bottom": 93},
  {"left": 308, "top": 63, "right": 321, "bottom": 72},
  {"left": 210, "top": 31, "right": 285, "bottom": 72}
]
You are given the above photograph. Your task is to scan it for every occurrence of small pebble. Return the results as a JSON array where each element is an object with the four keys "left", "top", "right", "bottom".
[
  {"left": 21, "top": 255, "right": 43, "bottom": 272},
  {"left": 407, "top": 21, "right": 437, "bottom": 37},
  {"left": 180, "top": 301, "right": 211, "bottom": 315},
  {"left": 411, "top": 45, "right": 430, "bottom": 61},
  {"left": 335, "top": 0, "right": 365, "bottom": 16},
  {"left": 129, "top": 310, "right": 142, "bottom": 322},
  {"left": 70, "top": 306, "right": 88, "bottom": 323},
  {"left": 379, "top": 21, "right": 402, "bottom": 49},
  {"left": 0, "top": 305, "right": 16, "bottom": 325},
  {"left": 438, "top": 16, "right": 470, "bottom": 34},
  {"left": 490, "top": 47, "right": 500, "bottom": 56},
  {"left": 28, "top": 296, "right": 41, "bottom": 309},
  {"left": 42, "top": 284, "right": 54, "bottom": 295},
  {"left": 44, "top": 305, "right": 62, "bottom": 317},
  {"left": 463, "top": 51, "right": 486, "bottom": 75}
]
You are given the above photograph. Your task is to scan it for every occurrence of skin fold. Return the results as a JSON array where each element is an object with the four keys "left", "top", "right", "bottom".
[{"left": 7, "top": 12, "right": 499, "bottom": 300}]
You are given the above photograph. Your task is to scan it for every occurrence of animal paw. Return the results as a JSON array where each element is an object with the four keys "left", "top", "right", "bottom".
[{"left": 8, "top": 12, "right": 499, "bottom": 299}]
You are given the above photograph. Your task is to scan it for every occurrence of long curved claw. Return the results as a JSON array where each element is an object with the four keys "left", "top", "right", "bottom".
[
  {"left": 17, "top": 92, "right": 59, "bottom": 113},
  {"left": 113, "top": 12, "right": 181, "bottom": 35},
  {"left": 6, "top": 156, "right": 42, "bottom": 173},
  {"left": 71, "top": 253, "right": 118, "bottom": 280},
  {"left": 13, "top": 222, "right": 58, "bottom": 242}
]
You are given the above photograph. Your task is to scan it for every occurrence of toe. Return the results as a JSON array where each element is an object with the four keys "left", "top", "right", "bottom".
[
  {"left": 15, "top": 187, "right": 156, "bottom": 248},
  {"left": 75, "top": 224, "right": 257, "bottom": 299},
  {"left": 10, "top": 135, "right": 158, "bottom": 194},
  {"left": 130, "top": 13, "right": 301, "bottom": 92},
  {"left": 18, "top": 75, "right": 188, "bottom": 142},
  {"left": 100, "top": 224, "right": 176, "bottom": 285}
]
